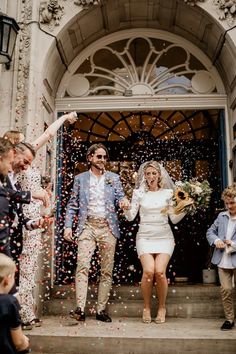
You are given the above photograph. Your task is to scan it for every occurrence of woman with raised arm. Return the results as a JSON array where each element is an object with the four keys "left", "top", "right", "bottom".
[
  {"left": 3, "top": 111, "right": 77, "bottom": 329},
  {"left": 124, "top": 161, "right": 187, "bottom": 324}
]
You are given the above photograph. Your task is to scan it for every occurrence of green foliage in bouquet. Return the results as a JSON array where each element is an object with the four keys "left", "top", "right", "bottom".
[{"left": 174, "top": 179, "right": 212, "bottom": 215}]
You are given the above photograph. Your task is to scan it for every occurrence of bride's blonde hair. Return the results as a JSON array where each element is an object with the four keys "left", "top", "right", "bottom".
[
  {"left": 143, "top": 161, "right": 162, "bottom": 190},
  {"left": 135, "top": 160, "right": 174, "bottom": 191}
]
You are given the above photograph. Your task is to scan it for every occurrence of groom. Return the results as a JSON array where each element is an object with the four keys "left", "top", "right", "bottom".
[{"left": 64, "top": 143, "right": 129, "bottom": 322}]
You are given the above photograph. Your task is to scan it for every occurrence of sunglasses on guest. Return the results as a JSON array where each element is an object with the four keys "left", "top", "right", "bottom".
[{"left": 95, "top": 154, "right": 108, "bottom": 160}]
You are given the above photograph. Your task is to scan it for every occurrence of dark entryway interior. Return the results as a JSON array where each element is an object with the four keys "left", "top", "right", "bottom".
[{"left": 55, "top": 109, "right": 225, "bottom": 285}]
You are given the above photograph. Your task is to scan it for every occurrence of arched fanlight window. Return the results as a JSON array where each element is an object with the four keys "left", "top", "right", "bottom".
[
  {"left": 65, "top": 36, "right": 218, "bottom": 97},
  {"left": 71, "top": 110, "right": 218, "bottom": 142}
]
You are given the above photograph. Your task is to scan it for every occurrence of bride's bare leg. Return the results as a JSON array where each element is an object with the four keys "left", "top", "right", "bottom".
[
  {"left": 154, "top": 253, "right": 170, "bottom": 323},
  {"left": 140, "top": 254, "right": 155, "bottom": 323}
]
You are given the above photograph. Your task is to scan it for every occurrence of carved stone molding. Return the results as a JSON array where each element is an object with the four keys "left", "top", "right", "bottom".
[
  {"left": 183, "top": 0, "right": 205, "bottom": 5},
  {"left": 40, "top": 0, "right": 65, "bottom": 28},
  {"left": 182, "top": 0, "right": 236, "bottom": 24},
  {"left": 74, "top": 0, "right": 101, "bottom": 8},
  {"left": 15, "top": 0, "right": 32, "bottom": 127},
  {"left": 213, "top": 0, "right": 236, "bottom": 24}
]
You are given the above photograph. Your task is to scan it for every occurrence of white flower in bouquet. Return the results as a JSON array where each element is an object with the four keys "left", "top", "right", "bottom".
[
  {"left": 175, "top": 181, "right": 184, "bottom": 187},
  {"left": 173, "top": 179, "right": 212, "bottom": 215},
  {"left": 193, "top": 185, "right": 203, "bottom": 195}
]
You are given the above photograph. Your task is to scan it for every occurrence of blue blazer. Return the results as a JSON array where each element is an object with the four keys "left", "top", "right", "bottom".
[
  {"left": 206, "top": 211, "right": 236, "bottom": 267},
  {"left": 65, "top": 171, "right": 125, "bottom": 238}
]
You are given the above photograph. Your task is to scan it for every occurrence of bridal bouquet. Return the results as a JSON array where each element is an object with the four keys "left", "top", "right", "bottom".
[{"left": 173, "top": 179, "right": 212, "bottom": 215}]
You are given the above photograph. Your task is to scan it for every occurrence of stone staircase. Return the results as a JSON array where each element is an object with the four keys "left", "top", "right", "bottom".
[
  {"left": 43, "top": 283, "right": 226, "bottom": 319},
  {"left": 28, "top": 284, "right": 236, "bottom": 354}
]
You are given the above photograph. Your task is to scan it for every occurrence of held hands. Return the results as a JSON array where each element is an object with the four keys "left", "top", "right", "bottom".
[
  {"left": 119, "top": 197, "right": 130, "bottom": 210},
  {"left": 64, "top": 228, "right": 73, "bottom": 242}
]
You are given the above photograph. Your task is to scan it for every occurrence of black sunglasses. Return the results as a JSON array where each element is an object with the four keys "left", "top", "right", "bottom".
[{"left": 95, "top": 154, "right": 108, "bottom": 160}]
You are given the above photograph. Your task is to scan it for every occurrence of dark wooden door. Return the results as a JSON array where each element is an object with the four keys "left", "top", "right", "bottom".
[{"left": 55, "top": 109, "right": 223, "bottom": 285}]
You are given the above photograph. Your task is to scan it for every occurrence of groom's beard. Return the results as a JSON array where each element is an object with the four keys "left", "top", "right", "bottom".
[{"left": 91, "top": 161, "right": 105, "bottom": 172}]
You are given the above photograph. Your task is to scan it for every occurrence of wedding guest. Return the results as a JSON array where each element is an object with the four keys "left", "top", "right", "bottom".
[
  {"left": 64, "top": 143, "right": 130, "bottom": 322},
  {"left": 0, "top": 138, "right": 17, "bottom": 258},
  {"left": 124, "top": 161, "right": 187, "bottom": 324},
  {"left": 0, "top": 138, "right": 45, "bottom": 262},
  {"left": 0, "top": 253, "right": 30, "bottom": 354},
  {"left": 3, "top": 142, "right": 49, "bottom": 285},
  {"left": 3, "top": 111, "right": 77, "bottom": 330},
  {"left": 206, "top": 184, "right": 236, "bottom": 331},
  {"left": 3, "top": 112, "right": 76, "bottom": 263}
]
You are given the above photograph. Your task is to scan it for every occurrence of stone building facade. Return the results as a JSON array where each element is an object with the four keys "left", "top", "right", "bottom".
[{"left": 1, "top": 0, "right": 236, "bottom": 286}]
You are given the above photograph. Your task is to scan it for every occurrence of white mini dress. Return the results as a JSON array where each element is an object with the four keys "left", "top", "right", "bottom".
[{"left": 125, "top": 188, "right": 184, "bottom": 257}]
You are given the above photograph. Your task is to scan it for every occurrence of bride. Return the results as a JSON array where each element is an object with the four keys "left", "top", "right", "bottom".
[{"left": 124, "top": 161, "right": 187, "bottom": 324}]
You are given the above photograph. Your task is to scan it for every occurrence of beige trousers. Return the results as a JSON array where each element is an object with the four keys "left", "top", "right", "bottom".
[
  {"left": 75, "top": 219, "right": 117, "bottom": 313},
  {"left": 218, "top": 267, "right": 236, "bottom": 322}
]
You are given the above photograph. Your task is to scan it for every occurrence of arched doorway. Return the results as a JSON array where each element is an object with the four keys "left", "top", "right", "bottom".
[
  {"left": 53, "top": 25, "right": 228, "bottom": 286},
  {"left": 55, "top": 108, "right": 224, "bottom": 285}
]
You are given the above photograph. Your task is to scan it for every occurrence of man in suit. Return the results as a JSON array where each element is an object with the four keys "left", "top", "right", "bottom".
[
  {"left": 0, "top": 138, "right": 43, "bottom": 295},
  {"left": 4, "top": 142, "right": 49, "bottom": 280},
  {"left": 64, "top": 143, "right": 130, "bottom": 322},
  {"left": 0, "top": 139, "right": 36, "bottom": 256},
  {"left": 0, "top": 138, "right": 16, "bottom": 257}
]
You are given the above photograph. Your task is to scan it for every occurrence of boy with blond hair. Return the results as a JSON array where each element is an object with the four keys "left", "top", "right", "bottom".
[
  {"left": 0, "top": 254, "right": 30, "bottom": 353},
  {"left": 206, "top": 184, "right": 236, "bottom": 330}
]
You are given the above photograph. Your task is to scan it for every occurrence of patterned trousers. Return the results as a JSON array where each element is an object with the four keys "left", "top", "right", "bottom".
[
  {"left": 75, "top": 219, "right": 117, "bottom": 313},
  {"left": 18, "top": 228, "right": 42, "bottom": 323}
]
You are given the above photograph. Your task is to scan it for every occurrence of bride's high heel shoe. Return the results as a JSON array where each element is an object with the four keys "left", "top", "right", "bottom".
[
  {"left": 142, "top": 309, "right": 151, "bottom": 323},
  {"left": 155, "top": 308, "right": 166, "bottom": 324}
]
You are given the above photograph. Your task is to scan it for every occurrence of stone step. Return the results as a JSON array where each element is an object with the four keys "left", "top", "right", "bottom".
[
  {"left": 50, "top": 284, "right": 222, "bottom": 300},
  {"left": 28, "top": 316, "right": 236, "bottom": 354},
  {"left": 43, "top": 284, "right": 234, "bottom": 318},
  {"left": 43, "top": 297, "right": 224, "bottom": 318}
]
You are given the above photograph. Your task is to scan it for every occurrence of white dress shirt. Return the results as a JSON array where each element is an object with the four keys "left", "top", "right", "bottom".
[
  {"left": 87, "top": 170, "right": 106, "bottom": 218},
  {"left": 8, "top": 171, "right": 18, "bottom": 189}
]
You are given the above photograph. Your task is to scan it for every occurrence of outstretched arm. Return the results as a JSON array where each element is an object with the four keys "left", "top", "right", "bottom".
[
  {"left": 123, "top": 189, "right": 141, "bottom": 221},
  {"left": 32, "top": 111, "right": 77, "bottom": 151}
]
